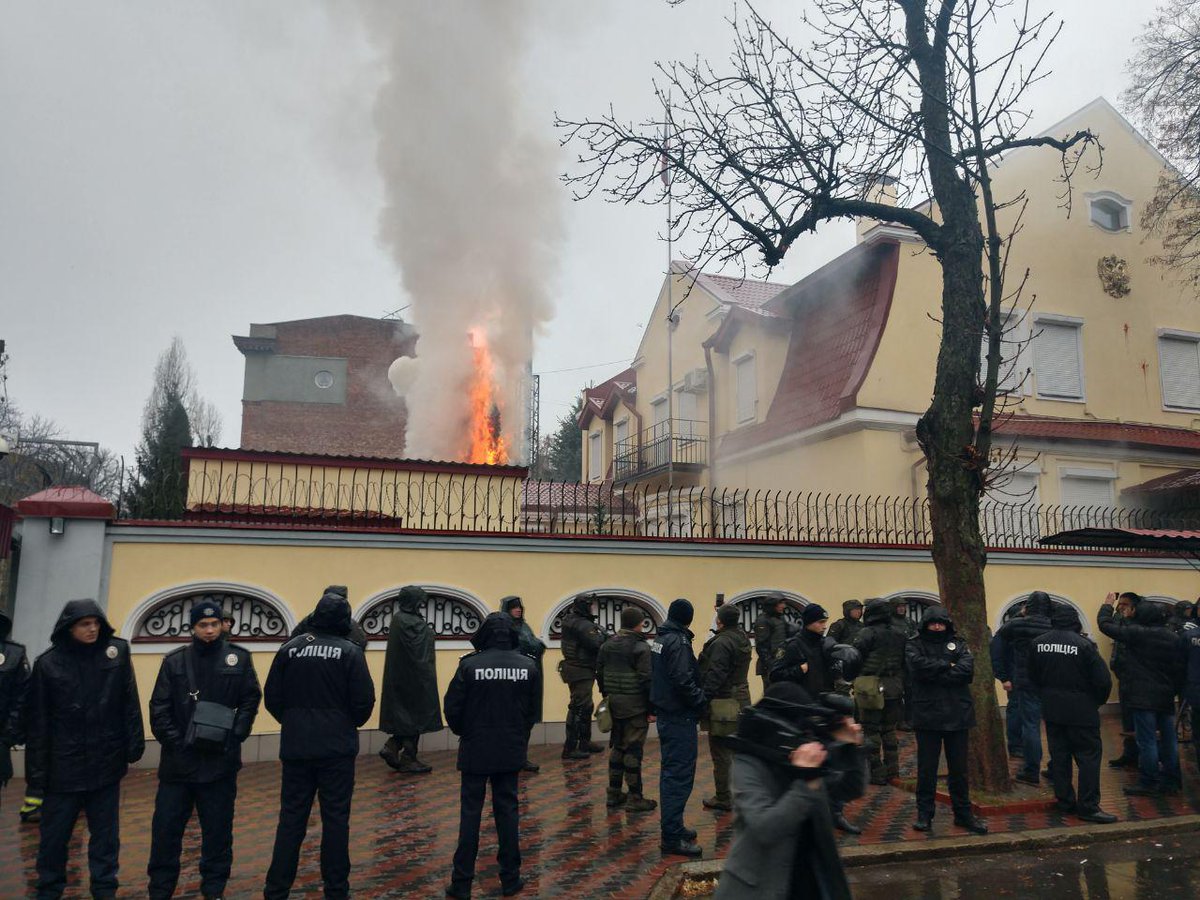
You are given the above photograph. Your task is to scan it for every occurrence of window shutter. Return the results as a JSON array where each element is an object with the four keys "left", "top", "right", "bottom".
[
  {"left": 588, "top": 433, "right": 601, "bottom": 480},
  {"left": 614, "top": 419, "right": 628, "bottom": 449},
  {"left": 652, "top": 398, "right": 668, "bottom": 426},
  {"left": 1033, "top": 322, "right": 1083, "bottom": 398},
  {"left": 1060, "top": 475, "right": 1114, "bottom": 509},
  {"left": 735, "top": 357, "right": 756, "bottom": 423},
  {"left": 1159, "top": 337, "right": 1200, "bottom": 409}
]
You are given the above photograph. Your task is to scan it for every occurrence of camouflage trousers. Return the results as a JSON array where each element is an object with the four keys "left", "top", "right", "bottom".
[
  {"left": 859, "top": 699, "right": 902, "bottom": 781},
  {"left": 608, "top": 714, "right": 650, "bottom": 800}
]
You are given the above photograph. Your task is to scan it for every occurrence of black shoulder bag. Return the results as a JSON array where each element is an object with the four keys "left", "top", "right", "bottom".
[{"left": 184, "top": 648, "right": 237, "bottom": 750}]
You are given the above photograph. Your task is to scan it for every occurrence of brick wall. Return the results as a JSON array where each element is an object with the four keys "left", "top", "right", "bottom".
[{"left": 239, "top": 316, "right": 416, "bottom": 458}]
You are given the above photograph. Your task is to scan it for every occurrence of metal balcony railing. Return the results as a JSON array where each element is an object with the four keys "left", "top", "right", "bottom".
[{"left": 612, "top": 419, "right": 708, "bottom": 482}]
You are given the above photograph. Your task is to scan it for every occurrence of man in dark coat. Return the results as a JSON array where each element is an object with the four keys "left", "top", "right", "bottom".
[
  {"left": 752, "top": 593, "right": 790, "bottom": 694},
  {"left": 651, "top": 598, "right": 707, "bottom": 858},
  {"left": 379, "top": 585, "right": 443, "bottom": 775},
  {"left": 698, "top": 603, "right": 752, "bottom": 812},
  {"left": 905, "top": 605, "right": 987, "bottom": 835},
  {"left": 853, "top": 598, "right": 907, "bottom": 784},
  {"left": 1097, "top": 592, "right": 1185, "bottom": 795},
  {"left": 558, "top": 593, "right": 607, "bottom": 759},
  {"left": 992, "top": 590, "right": 1053, "bottom": 785},
  {"left": 990, "top": 622, "right": 1022, "bottom": 759},
  {"left": 596, "top": 605, "right": 656, "bottom": 812},
  {"left": 27, "top": 599, "right": 145, "bottom": 899},
  {"left": 501, "top": 595, "right": 546, "bottom": 773},
  {"left": 0, "top": 609, "right": 30, "bottom": 809},
  {"left": 1183, "top": 615, "right": 1200, "bottom": 773},
  {"left": 827, "top": 599, "right": 864, "bottom": 646},
  {"left": 1027, "top": 604, "right": 1116, "bottom": 823},
  {"left": 147, "top": 600, "right": 263, "bottom": 898},
  {"left": 714, "top": 682, "right": 866, "bottom": 900},
  {"left": 443, "top": 613, "right": 539, "bottom": 899},
  {"left": 890, "top": 598, "right": 917, "bottom": 730},
  {"left": 263, "top": 590, "right": 376, "bottom": 900},
  {"left": 291, "top": 585, "right": 368, "bottom": 649}
]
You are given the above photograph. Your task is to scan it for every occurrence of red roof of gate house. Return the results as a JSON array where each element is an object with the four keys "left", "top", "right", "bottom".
[{"left": 15, "top": 486, "right": 115, "bottom": 520}]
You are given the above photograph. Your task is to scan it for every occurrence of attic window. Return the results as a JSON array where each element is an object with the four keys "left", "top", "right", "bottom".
[{"left": 1088, "top": 194, "right": 1130, "bottom": 232}]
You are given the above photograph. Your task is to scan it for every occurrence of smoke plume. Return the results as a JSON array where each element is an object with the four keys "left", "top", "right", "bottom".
[{"left": 350, "top": 1, "right": 561, "bottom": 462}]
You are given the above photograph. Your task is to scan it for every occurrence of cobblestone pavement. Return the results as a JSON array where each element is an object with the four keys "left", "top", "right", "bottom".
[{"left": 0, "top": 716, "right": 1195, "bottom": 898}]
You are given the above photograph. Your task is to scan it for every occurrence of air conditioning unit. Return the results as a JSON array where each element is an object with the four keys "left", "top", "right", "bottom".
[{"left": 681, "top": 368, "right": 708, "bottom": 393}]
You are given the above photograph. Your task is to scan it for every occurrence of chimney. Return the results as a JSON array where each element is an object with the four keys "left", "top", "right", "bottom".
[{"left": 856, "top": 174, "right": 899, "bottom": 243}]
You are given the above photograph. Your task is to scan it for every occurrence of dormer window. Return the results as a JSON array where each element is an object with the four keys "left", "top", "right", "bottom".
[{"left": 1087, "top": 193, "right": 1131, "bottom": 233}]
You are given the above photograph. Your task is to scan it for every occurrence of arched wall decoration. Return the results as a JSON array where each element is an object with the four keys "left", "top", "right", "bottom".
[
  {"left": 725, "top": 589, "right": 808, "bottom": 636},
  {"left": 354, "top": 585, "right": 490, "bottom": 642},
  {"left": 126, "top": 581, "right": 295, "bottom": 644},
  {"left": 995, "top": 592, "right": 1093, "bottom": 637},
  {"left": 543, "top": 589, "right": 667, "bottom": 644}
]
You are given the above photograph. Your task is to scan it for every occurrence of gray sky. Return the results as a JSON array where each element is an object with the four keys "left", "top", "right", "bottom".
[{"left": 0, "top": 0, "right": 1152, "bottom": 465}]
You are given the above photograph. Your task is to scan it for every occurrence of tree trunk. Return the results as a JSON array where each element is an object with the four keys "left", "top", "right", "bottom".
[{"left": 917, "top": 233, "right": 1013, "bottom": 794}]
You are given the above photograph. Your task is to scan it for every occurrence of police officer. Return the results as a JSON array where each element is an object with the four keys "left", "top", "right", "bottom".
[
  {"left": 263, "top": 589, "right": 376, "bottom": 900},
  {"left": 698, "top": 604, "right": 751, "bottom": 812},
  {"left": 752, "top": 593, "right": 790, "bottom": 694},
  {"left": 444, "top": 613, "right": 539, "bottom": 899},
  {"left": 0, "top": 609, "right": 30, "bottom": 812},
  {"left": 992, "top": 591, "right": 1053, "bottom": 785},
  {"left": 827, "top": 599, "right": 864, "bottom": 646},
  {"left": 559, "top": 593, "right": 607, "bottom": 759},
  {"left": 853, "top": 598, "right": 907, "bottom": 785},
  {"left": 651, "top": 599, "right": 707, "bottom": 858},
  {"left": 1184, "top": 612, "right": 1200, "bottom": 773},
  {"left": 1028, "top": 604, "right": 1116, "bottom": 823},
  {"left": 27, "top": 599, "right": 145, "bottom": 899},
  {"left": 596, "top": 605, "right": 656, "bottom": 812},
  {"left": 147, "top": 601, "right": 262, "bottom": 898}
]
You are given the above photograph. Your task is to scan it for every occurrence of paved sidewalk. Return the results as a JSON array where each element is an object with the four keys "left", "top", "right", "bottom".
[{"left": 0, "top": 716, "right": 1195, "bottom": 898}]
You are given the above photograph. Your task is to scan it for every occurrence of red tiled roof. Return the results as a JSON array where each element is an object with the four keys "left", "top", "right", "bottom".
[
  {"left": 579, "top": 368, "right": 637, "bottom": 428},
  {"left": 719, "top": 241, "right": 901, "bottom": 457},
  {"left": 694, "top": 270, "right": 790, "bottom": 312},
  {"left": 992, "top": 416, "right": 1200, "bottom": 452},
  {"left": 521, "top": 480, "right": 638, "bottom": 513},
  {"left": 1122, "top": 469, "right": 1200, "bottom": 496},
  {"left": 15, "top": 486, "right": 115, "bottom": 520}
]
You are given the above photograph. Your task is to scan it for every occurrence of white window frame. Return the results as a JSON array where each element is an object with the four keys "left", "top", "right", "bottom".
[
  {"left": 732, "top": 351, "right": 758, "bottom": 425},
  {"left": 1085, "top": 191, "right": 1132, "bottom": 234},
  {"left": 588, "top": 431, "right": 602, "bottom": 481},
  {"left": 613, "top": 417, "right": 629, "bottom": 449},
  {"left": 1032, "top": 314, "right": 1085, "bottom": 402},
  {"left": 1157, "top": 328, "right": 1200, "bottom": 412},
  {"left": 1057, "top": 466, "right": 1117, "bottom": 509},
  {"left": 650, "top": 394, "right": 669, "bottom": 426}
]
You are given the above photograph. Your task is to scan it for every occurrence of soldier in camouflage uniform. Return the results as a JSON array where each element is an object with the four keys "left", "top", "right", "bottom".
[
  {"left": 596, "top": 607, "right": 657, "bottom": 812},
  {"left": 697, "top": 605, "right": 752, "bottom": 812},
  {"left": 853, "top": 599, "right": 908, "bottom": 784},
  {"left": 559, "top": 594, "right": 608, "bottom": 760}
]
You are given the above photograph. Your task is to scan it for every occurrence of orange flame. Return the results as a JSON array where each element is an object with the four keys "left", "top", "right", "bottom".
[{"left": 465, "top": 329, "right": 510, "bottom": 465}]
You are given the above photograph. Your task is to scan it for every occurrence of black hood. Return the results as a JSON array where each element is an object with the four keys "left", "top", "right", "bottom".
[
  {"left": 1134, "top": 600, "right": 1170, "bottom": 627},
  {"left": 472, "top": 612, "right": 517, "bottom": 651},
  {"left": 919, "top": 604, "right": 954, "bottom": 637},
  {"left": 500, "top": 595, "right": 523, "bottom": 615},
  {"left": 1050, "top": 604, "right": 1082, "bottom": 632},
  {"left": 50, "top": 599, "right": 114, "bottom": 645},
  {"left": 1025, "top": 591, "right": 1052, "bottom": 619},
  {"left": 841, "top": 599, "right": 863, "bottom": 617},
  {"left": 570, "top": 594, "right": 595, "bottom": 618},
  {"left": 397, "top": 585, "right": 427, "bottom": 614},
  {"left": 863, "top": 598, "right": 891, "bottom": 626},
  {"left": 0, "top": 610, "right": 11, "bottom": 642},
  {"left": 309, "top": 591, "right": 352, "bottom": 637}
]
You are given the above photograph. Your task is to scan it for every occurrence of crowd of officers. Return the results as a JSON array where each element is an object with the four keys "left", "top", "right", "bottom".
[{"left": 1, "top": 586, "right": 1199, "bottom": 897}]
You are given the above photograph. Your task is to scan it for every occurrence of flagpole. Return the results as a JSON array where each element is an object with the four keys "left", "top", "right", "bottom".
[{"left": 664, "top": 105, "right": 676, "bottom": 535}]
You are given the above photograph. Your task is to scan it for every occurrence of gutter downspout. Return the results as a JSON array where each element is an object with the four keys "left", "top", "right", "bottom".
[{"left": 704, "top": 343, "right": 718, "bottom": 537}]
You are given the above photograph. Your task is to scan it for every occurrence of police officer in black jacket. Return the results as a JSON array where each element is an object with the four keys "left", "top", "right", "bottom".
[
  {"left": 444, "top": 613, "right": 539, "bottom": 899},
  {"left": 263, "top": 589, "right": 376, "bottom": 900},
  {"left": 27, "top": 599, "right": 145, "bottom": 899},
  {"left": 992, "top": 591, "right": 1053, "bottom": 785},
  {"left": 0, "top": 609, "right": 30, "bottom": 810},
  {"left": 147, "top": 600, "right": 262, "bottom": 898},
  {"left": 1028, "top": 605, "right": 1116, "bottom": 823},
  {"left": 651, "top": 599, "right": 707, "bottom": 858}
]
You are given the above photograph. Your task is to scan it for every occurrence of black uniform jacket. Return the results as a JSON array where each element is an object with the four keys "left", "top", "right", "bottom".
[
  {"left": 650, "top": 619, "right": 706, "bottom": 716},
  {"left": 149, "top": 638, "right": 262, "bottom": 782},
  {"left": 597, "top": 629, "right": 652, "bottom": 719},
  {"left": 444, "top": 633, "right": 539, "bottom": 775},
  {"left": 26, "top": 599, "right": 145, "bottom": 794},
  {"left": 904, "top": 606, "right": 975, "bottom": 732},
  {"left": 0, "top": 611, "right": 30, "bottom": 786},
  {"left": 992, "top": 595, "right": 1052, "bottom": 691},
  {"left": 752, "top": 610, "right": 789, "bottom": 677},
  {"left": 1097, "top": 602, "right": 1185, "bottom": 713},
  {"left": 698, "top": 626, "right": 752, "bottom": 702},
  {"left": 264, "top": 630, "right": 376, "bottom": 761},
  {"left": 1027, "top": 625, "right": 1111, "bottom": 727},
  {"left": 852, "top": 600, "right": 908, "bottom": 698},
  {"left": 560, "top": 607, "right": 606, "bottom": 682}
]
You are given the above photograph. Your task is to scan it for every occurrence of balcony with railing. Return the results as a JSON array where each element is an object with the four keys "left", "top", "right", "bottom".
[{"left": 612, "top": 419, "right": 708, "bottom": 484}]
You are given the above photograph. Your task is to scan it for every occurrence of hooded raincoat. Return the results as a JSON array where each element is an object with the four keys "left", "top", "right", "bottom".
[
  {"left": 500, "top": 596, "right": 545, "bottom": 723},
  {"left": 0, "top": 610, "right": 30, "bottom": 789},
  {"left": 379, "top": 586, "right": 444, "bottom": 737}
]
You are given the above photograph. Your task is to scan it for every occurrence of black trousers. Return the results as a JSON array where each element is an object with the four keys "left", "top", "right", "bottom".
[
  {"left": 36, "top": 781, "right": 121, "bottom": 899},
  {"left": 147, "top": 776, "right": 238, "bottom": 898},
  {"left": 1045, "top": 722, "right": 1102, "bottom": 814},
  {"left": 450, "top": 770, "right": 521, "bottom": 894},
  {"left": 264, "top": 757, "right": 355, "bottom": 900},
  {"left": 915, "top": 729, "right": 970, "bottom": 820}
]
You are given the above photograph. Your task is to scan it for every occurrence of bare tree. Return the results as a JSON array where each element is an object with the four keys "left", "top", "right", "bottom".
[
  {"left": 560, "top": 0, "right": 1100, "bottom": 790},
  {"left": 0, "top": 400, "right": 123, "bottom": 505},
  {"left": 1125, "top": 0, "right": 1200, "bottom": 285}
]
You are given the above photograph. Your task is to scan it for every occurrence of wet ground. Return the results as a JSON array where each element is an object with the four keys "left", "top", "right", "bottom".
[{"left": 847, "top": 833, "right": 1200, "bottom": 898}]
